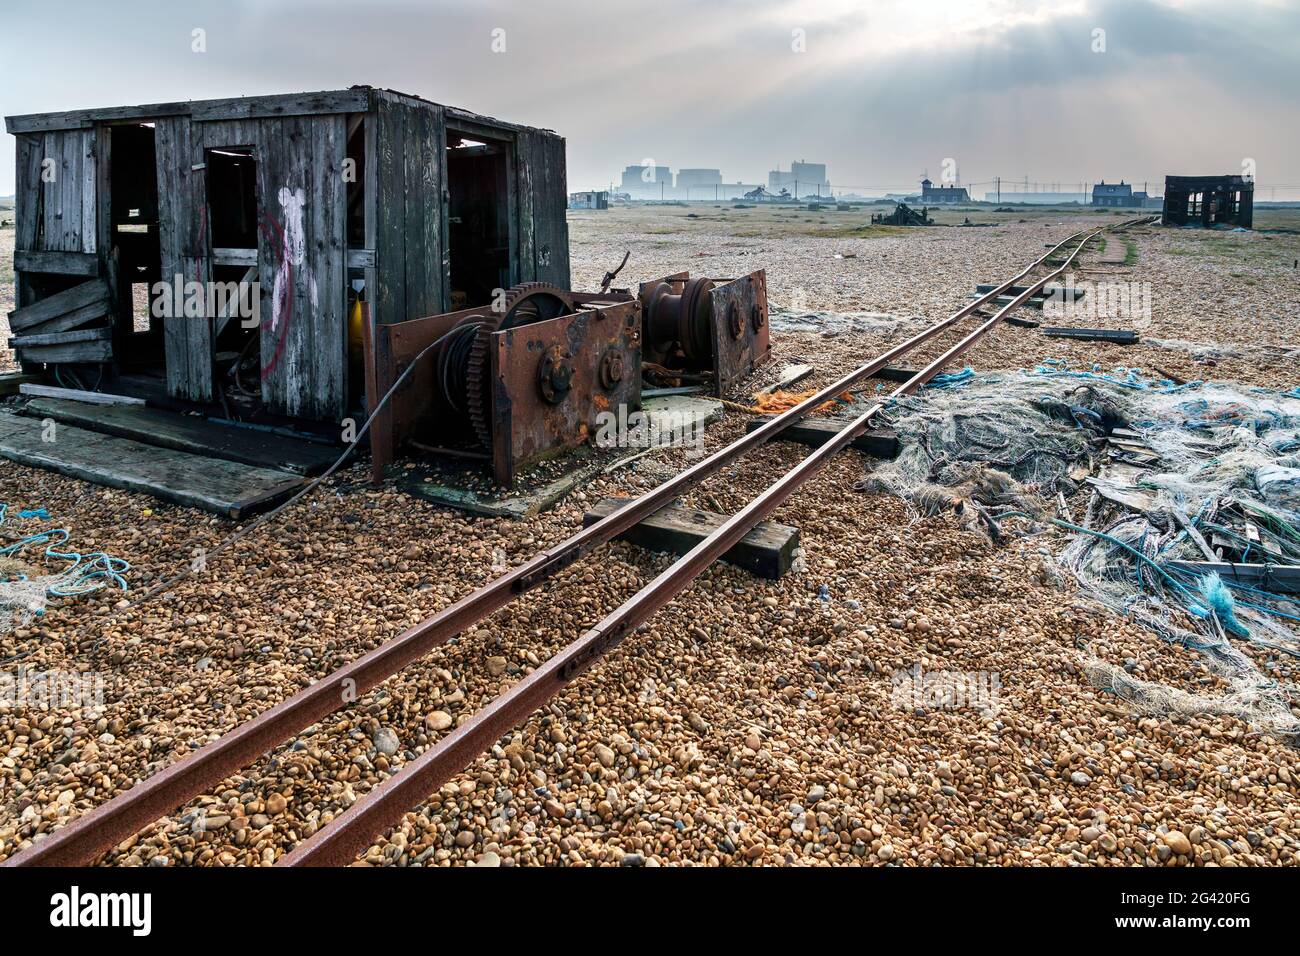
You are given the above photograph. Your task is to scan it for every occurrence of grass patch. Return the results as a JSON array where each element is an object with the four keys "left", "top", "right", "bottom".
[{"left": 1123, "top": 239, "right": 1138, "bottom": 266}]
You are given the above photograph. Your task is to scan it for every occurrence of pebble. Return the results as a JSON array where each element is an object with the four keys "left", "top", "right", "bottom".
[
  {"left": 1162, "top": 831, "right": 1192, "bottom": 856},
  {"left": 373, "top": 727, "right": 400, "bottom": 757},
  {"left": 425, "top": 711, "right": 453, "bottom": 731}
]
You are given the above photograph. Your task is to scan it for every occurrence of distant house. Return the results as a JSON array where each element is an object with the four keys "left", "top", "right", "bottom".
[
  {"left": 920, "top": 178, "right": 969, "bottom": 203},
  {"left": 1091, "top": 180, "right": 1142, "bottom": 207},
  {"left": 569, "top": 190, "right": 608, "bottom": 210},
  {"left": 1162, "top": 175, "right": 1253, "bottom": 229}
]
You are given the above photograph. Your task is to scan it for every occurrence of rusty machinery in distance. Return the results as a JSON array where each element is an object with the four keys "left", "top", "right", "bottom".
[{"left": 366, "top": 270, "right": 771, "bottom": 487}]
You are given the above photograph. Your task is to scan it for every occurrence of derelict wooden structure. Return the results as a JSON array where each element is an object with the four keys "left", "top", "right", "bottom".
[{"left": 4, "top": 86, "right": 570, "bottom": 425}]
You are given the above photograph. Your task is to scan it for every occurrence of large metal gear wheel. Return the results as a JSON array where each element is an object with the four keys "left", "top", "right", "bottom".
[{"left": 464, "top": 283, "right": 575, "bottom": 448}]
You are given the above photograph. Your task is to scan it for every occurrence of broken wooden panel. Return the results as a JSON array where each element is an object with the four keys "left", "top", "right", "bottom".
[
  {"left": 10, "top": 325, "right": 111, "bottom": 351},
  {"left": 0, "top": 413, "right": 303, "bottom": 519},
  {"left": 373, "top": 94, "right": 447, "bottom": 324},
  {"left": 11, "top": 335, "right": 114, "bottom": 364},
  {"left": 7, "top": 277, "right": 111, "bottom": 334},
  {"left": 14, "top": 250, "right": 99, "bottom": 276},
  {"left": 515, "top": 128, "right": 570, "bottom": 288},
  {"left": 583, "top": 496, "right": 800, "bottom": 580}
]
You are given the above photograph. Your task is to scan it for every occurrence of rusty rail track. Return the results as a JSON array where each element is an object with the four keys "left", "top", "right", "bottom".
[
  {"left": 277, "top": 224, "right": 1119, "bottom": 866},
  {"left": 5, "top": 223, "right": 1132, "bottom": 867}
]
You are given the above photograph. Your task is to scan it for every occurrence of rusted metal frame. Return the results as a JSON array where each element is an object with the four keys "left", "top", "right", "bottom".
[
  {"left": 280, "top": 227, "right": 1110, "bottom": 867},
  {"left": 4, "top": 232, "right": 1083, "bottom": 868},
  {"left": 277, "top": 230, "right": 1103, "bottom": 866},
  {"left": 489, "top": 300, "right": 642, "bottom": 486}
]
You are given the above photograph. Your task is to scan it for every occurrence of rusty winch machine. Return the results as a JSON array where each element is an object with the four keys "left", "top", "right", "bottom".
[{"left": 366, "top": 270, "right": 769, "bottom": 486}]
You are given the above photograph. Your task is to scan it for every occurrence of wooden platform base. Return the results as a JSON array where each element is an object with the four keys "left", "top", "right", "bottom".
[
  {"left": 745, "top": 418, "right": 900, "bottom": 458},
  {"left": 18, "top": 397, "right": 339, "bottom": 476},
  {"left": 0, "top": 412, "right": 304, "bottom": 519},
  {"left": 1041, "top": 326, "right": 1138, "bottom": 344},
  {"left": 583, "top": 496, "right": 800, "bottom": 579}
]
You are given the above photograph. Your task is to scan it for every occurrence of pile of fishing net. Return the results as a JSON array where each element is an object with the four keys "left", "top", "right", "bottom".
[
  {"left": 0, "top": 504, "right": 130, "bottom": 635},
  {"left": 854, "top": 362, "right": 1300, "bottom": 738}
]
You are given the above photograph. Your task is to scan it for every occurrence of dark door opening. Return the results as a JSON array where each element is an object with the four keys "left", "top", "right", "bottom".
[
  {"left": 206, "top": 147, "right": 262, "bottom": 410},
  {"left": 446, "top": 130, "right": 512, "bottom": 308},
  {"left": 109, "top": 123, "right": 163, "bottom": 376}
]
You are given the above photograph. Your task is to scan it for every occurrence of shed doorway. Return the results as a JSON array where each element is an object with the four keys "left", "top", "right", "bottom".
[{"left": 446, "top": 129, "right": 513, "bottom": 308}]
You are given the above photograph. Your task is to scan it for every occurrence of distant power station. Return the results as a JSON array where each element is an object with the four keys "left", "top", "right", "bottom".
[
  {"left": 768, "top": 161, "right": 830, "bottom": 197},
  {"left": 614, "top": 160, "right": 830, "bottom": 200}
]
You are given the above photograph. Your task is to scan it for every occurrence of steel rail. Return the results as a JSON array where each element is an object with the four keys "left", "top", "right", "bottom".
[
  {"left": 5, "top": 229, "right": 1088, "bottom": 868},
  {"left": 280, "top": 226, "right": 1112, "bottom": 866}
]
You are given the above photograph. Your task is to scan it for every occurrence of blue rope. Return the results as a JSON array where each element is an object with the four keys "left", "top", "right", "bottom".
[{"left": 0, "top": 504, "right": 130, "bottom": 599}]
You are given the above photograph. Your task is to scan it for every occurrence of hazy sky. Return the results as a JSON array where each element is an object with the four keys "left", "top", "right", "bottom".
[{"left": 2, "top": 0, "right": 1298, "bottom": 198}]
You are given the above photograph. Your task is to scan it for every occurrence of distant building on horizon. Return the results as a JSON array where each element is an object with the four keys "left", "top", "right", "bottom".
[
  {"left": 769, "top": 160, "right": 830, "bottom": 196},
  {"left": 620, "top": 163, "right": 673, "bottom": 199},
  {"left": 921, "top": 177, "right": 969, "bottom": 203},
  {"left": 569, "top": 190, "right": 609, "bottom": 210},
  {"left": 1091, "top": 180, "right": 1147, "bottom": 207},
  {"left": 675, "top": 168, "right": 723, "bottom": 197}
]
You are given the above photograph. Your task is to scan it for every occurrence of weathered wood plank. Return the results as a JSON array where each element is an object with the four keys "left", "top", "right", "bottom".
[
  {"left": 192, "top": 89, "right": 372, "bottom": 123},
  {"left": 211, "top": 247, "right": 258, "bottom": 266},
  {"left": 745, "top": 417, "right": 901, "bottom": 458},
  {"left": 17, "top": 384, "right": 144, "bottom": 405},
  {"left": 156, "top": 115, "right": 214, "bottom": 401},
  {"left": 10, "top": 325, "right": 111, "bottom": 349},
  {"left": 6, "top": 101, "right": 193, "bottom": 134},
  {"left": 534, "top": 131, "right": 570, "bottom": 287},
  {"left": 7, "top": 278, "right": 111, "bottom": 331},
  {"left": 374, "top": 97, "right": 406, "bottom": 325},
  {"left": 582, "top": 496, "right": 800, "bottom": 580},
  {"left": 16, "top": 339, "right": 114, "bottom": 363},
  {"left": 9, "top": 300, "right": 111, "bottom": 338},
  {"left": 253, "top": 114, "right": 346, "bottom": 419},
  {"left": 81, "top": 128, "right": 97, "bottom": 254},
  {"left": 19, "top": 398, "right": 339, "bottom": 475},
  {"left": 1041, "top": 326, "right": 1138, "bottom": 344},
  {"left": 313, "top": 113, "right": 347, "bottom": 419},
  {"left": 0, "top": 413, "right": 304, "bottom": 519},
  {"left": 14, "top": 249, "right": 99, "bottom": 276},
  {"left": 1166, "top": 560, "right": 1300, "bottom": 594},
  {"left": 14, "top": 134, "right": 44, "bottom": 254},
  {"left": 6, "top": 90, "right": 371, "bottom": 134},
  {"left": 514, "top": 129, "right": 536, "bottom": 283}
]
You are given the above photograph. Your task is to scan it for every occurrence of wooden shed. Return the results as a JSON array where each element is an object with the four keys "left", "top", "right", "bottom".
[{"left": 4, "top": 87, "right": 570, "bottom": 425}]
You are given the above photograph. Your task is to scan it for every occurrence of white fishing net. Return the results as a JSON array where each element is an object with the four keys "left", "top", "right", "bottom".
[{"left": 854, "top": 363, "right": 1300, "bottom": 738}]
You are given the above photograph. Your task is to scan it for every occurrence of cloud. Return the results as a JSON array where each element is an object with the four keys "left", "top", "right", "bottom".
[{"left": 1, "top": 0, "right": 1297, "bottom": 196}]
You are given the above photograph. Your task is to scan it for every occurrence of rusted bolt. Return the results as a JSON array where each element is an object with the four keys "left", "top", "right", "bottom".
[
  {"left": 751, "top": 303, "right": 766, "bottom": 331},
  {"left": 599, "top": 349, "right": 625, "bottom": 390},
  {"left": 727, "top": 299, "right": 743, "bottom": 339},
  {"left": 539, "top": 351, "right": 574, "bottom": 404}
]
